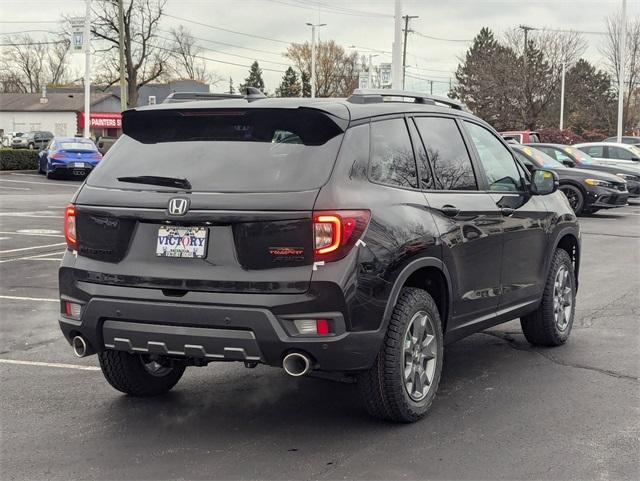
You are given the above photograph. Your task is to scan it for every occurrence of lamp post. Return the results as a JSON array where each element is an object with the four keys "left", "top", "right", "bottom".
[
  {"left": 306, "top": 22, "right": 326, "bottom": 98},
  {"left": 368, "top": 53, "right": 379, "bottom": 88},
  {"left": 616, "top": 0, "right": 627, "bottom": 142}
]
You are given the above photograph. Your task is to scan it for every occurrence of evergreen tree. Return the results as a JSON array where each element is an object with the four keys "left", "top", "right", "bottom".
[
  {"left": 301, "top": 70, "right": 311, "bottom": 97},
  {"left": 276, "top": 67, "right": 301, "bottom": 97},
  {"left": 451, "top": 27, "right": 520, "bottom": 130},
  {"left": 240, "top": 61, "right": 265, "bottom": 92},
  {"left": 228, "top": 76, "right": 235, "bottom": 94}
]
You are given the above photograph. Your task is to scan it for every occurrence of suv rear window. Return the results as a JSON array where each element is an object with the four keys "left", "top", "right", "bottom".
[{"left": 88, "top": 108, "right": 344, "bottom": 193}]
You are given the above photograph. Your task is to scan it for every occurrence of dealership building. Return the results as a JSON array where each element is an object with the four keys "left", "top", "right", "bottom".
[{"left": 0, "top": 91, "right": 122, "bottom": 139}]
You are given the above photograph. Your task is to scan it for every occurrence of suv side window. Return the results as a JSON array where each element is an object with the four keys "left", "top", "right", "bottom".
[
  {"left": 583, "top": 145, "right": 603, "bottom": 157},
  {"left": 413, "top": 117, "right": 477, "bottom": 190},
  {"left": 464, "top": 121, "right": 523, "bottom": 192},
  {"left": 369, "top": 118, "right": 418, "bottom": 189},
  {"left": 608, "top": 146, "right": 635, "bottom": 160}
]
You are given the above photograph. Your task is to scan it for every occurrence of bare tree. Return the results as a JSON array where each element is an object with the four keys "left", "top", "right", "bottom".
[
  {"left": 0, "top": 34, "right": 71, "bottom": 93},
  {"left": 91, "top": 0, "right": 170, "bottom": 107},
  {"left": 504, "top": 27, "right": 587, "bottom": 128},
  {"left": 168, "top": 25, "right": 221, "bottom": 85},
  {"left": 285, "top": 40, "right": 359, "bottom": 97},
  {"left": 601, "top": 12, "right": 640, "bottom": 131}
]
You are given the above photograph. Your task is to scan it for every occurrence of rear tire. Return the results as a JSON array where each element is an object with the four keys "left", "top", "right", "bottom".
[
  {"left": 559, "top": 184, "right": 584, "bottom": 215},
  {"left": 520, "top": 248, "right": 576, "bottom": 346},
  {"left": 357, "top": 287, "right": 444, "bottom": 423},
  {"left": 98, "top": 350, "right": 185, "bottom": 397}
]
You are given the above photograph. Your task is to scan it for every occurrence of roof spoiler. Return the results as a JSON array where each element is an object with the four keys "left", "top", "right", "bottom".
[
  {"left": 347, "top": 88, "right": 466, "bottom": 111},
  {"left": 163, "top": 87, "right": 267, "bottom": 104}
]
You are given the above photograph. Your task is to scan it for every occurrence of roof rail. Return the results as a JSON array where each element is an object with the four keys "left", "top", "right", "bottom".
[
  {"left": 347, "top": 88, "right": 465, "bottom": 111},
  {"left": 162, "top": 87, "right": 267, "bottom": 104}
]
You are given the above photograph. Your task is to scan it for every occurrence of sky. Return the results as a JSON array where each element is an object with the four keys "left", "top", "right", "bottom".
[{"left": 1, "top": 0, "right": 639, "bottom": 96}]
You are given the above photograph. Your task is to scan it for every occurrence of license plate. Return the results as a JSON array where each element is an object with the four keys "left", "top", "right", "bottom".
[
  {"left": 156, "top": 226, "right": 207, "bottom": 258},
  {"left": 74, "top": 162, "right": 85, "bottom": 167}
]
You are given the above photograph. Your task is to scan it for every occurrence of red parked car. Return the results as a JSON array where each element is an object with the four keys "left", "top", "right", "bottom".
[{"left": 500, "top": 130, "right": 541, "bottom": 143}]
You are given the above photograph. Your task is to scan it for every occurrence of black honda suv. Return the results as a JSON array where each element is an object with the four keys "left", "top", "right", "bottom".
[{"left": 59, "top": 89, "right": 580, "bottom": 422}]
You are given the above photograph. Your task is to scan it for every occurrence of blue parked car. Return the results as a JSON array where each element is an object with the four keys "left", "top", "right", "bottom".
[{"left": 38, "top": 137, "right": 103, "bottom": 179}]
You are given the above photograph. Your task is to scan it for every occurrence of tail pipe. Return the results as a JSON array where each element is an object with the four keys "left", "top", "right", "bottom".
[
  {"left": 71, "top": 336, "right": 95, "bottom": 358},
  {"left": 282, "top": 352, "right": 312, "bottom": 377}
]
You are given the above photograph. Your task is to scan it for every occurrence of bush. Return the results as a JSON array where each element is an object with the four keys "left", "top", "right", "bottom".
[
  {"left": 580, "top": 129, "right": 608, "bottom": 142},
  {"left": 0, "top": 149, "right": 39, "bottom": 170},
  {"left": 538, "top": 128, "right": 584, "bottom": 145}
]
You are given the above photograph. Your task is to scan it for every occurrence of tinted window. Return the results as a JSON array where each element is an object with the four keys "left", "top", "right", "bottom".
[
  {"left": 88, "top": 108, "right": 344, "bottom": 193},
  {"left": 58, "top": 141, "right": 97, "bottom": 151},
  {"left": 465, "top": 122, "right": 522, "bottom": 192},
  {"left": 582, "top": 145, "right": 603, "bottom": 157},
  {"left": 369, "top": 119, "right": 418, "bottom": 189},
  {"left": 608, "top": 146, "right": 635, "bottom": 160},
  {"left": 407, "top": 120, "right": 434, "bottom": 189},
  {"left": 414, "top": 117, "right": 477, "bottom": 190}
]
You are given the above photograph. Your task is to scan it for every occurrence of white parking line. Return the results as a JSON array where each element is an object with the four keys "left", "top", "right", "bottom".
[
  {"left": 0, "top": 294, "right": 58, "bottom": 302},
  {"left": 0, "top": 359, "right": 100, "bottom": 371},
  {"left": 1, "top": 186, "right": 31, "bottom": 191},
  {"left": 10, "top": 173, "right": 44, "bottom": 178},
  {"left": 0, "top": 251, "right": 65, "bottom": 263},
  {"left": 0, "top": 242, "right": 66, "bottom": 254},
  {"left": 0, "top": 179, "right": 77, "bottom": 187},
  {"left": 0, "top": 210, "right": 60, "bottom": 217},
  {"left": 0, "top": 231, "right": 64, "bottom": 238}
]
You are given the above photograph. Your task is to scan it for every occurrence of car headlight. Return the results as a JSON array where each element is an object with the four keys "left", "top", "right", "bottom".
[
  {"left": 616, "top": 173, "right": 639, "bottom": 181},
  {"left": 584, "top": 178, "right": 615, "bottom": 188}
]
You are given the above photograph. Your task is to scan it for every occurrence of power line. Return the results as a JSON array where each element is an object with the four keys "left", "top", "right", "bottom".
[
  {"left": 267, "top": 0, "right": 392, "bottom": 18},
  {"left": 0, "top": 20, "right": 61, "bottom": 24},
  {"left": 164, "top": 13, "right": 293, "bottom": 45},
  {"left": 158, "top": 28, "right": 284, "bottom": 58},
  {"left": 154, "top": 32, "right": 291, "bottom": 67},
  {"left": 412, "top": 30, "right": 472, "bottom": 43},
  {"left": 0, "top": 40, "right": 66, "bottom": 46}
]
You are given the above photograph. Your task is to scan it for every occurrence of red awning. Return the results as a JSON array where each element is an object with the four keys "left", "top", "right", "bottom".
[{"left": 77, "top": 112, "right": 122, "bottom": 130}]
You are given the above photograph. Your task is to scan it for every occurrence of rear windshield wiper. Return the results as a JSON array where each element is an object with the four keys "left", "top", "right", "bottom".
[{"left": 117, "top": 175, "right": 192, "bottom": 190}]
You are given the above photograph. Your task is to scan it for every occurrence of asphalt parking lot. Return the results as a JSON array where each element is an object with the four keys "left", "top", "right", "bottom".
[{"left": 1, "top": 170, "right": 638, "bottom": 481}]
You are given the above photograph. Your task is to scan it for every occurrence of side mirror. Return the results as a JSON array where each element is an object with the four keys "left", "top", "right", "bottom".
[
  {"left": 631, "top": 157, "right": 640, "bottom": 162},
  {"left": 531, "top": 169, "right": 559, "bottom": 195},
  {"left": 561, "top": 159, "right": 575, "bottom": 167}
]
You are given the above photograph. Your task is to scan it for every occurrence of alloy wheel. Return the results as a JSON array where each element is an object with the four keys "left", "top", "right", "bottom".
[
  {"left": 553, "top": 265, "right": 573, "bottom": 331},
  {"left": 402, "top": 311, "right": 438, "bottom": 402}
]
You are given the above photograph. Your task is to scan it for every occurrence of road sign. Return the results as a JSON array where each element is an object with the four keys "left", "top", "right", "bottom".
[{"left": 70, "top": 17, "right": 85, "bottom": 52}]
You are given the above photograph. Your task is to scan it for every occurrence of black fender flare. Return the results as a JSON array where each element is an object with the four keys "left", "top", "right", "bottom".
[
  {"left": 547, "top": 225, "right": 581, "bottom": 288},
  {"left": 381, "top": 256, "right": 453, "bottom": 332}
]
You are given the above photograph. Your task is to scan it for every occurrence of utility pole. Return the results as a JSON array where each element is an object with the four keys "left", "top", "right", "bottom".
[
  {"left": 117, "top": 0, "right": 127, "bottom": 111},
  {"left": 519, "top": 24, "right": 535, "bottom": 128},
  {"left": 559, "top": 62, "right": 566, "bottom": 130},
  {"left": 429, "top": 80, "right": 433, "bottom": 95},
  {"left": 401, "top": 14, "right": 418, "bottom": 89},
  {"left": 617, "top": 0, "right": 627, "bottom": 142},
  {"left": 83, "top": 0, "right": 91, "bottom": 139},
  {"left": 392, "top": 0, "right": 403, "bottom": 89},
  {"left": 306, "top": 22, "right": 326, "bottom": 98}
]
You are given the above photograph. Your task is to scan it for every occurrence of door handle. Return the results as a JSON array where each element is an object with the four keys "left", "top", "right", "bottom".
[
  {"left": 440, "top": 205, "right": 460, "bottom": 217},
  {"left": 500, "top": 207, "right": 515, "bottom": 217}
]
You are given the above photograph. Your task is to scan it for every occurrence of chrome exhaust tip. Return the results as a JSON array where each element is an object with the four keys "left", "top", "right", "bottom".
[
  {"left": 282, "top": 352, "right": 312, "bottom": 377},
  {"left": 72, "top": 336, "right": 88, "bottom": 358}
]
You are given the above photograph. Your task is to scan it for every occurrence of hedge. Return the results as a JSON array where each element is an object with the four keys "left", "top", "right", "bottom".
[{"left": 0, "top": 149, "right": 39, "bottom": 170}]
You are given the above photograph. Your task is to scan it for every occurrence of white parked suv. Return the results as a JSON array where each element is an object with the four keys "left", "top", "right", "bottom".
[{"left": 573, "top": 142, "right": 640, "bottom": 169}]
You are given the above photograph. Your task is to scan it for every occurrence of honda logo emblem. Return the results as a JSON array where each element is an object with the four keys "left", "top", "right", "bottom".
[{"left": 168, "top": 198, "right": 189, "bottom": 216}]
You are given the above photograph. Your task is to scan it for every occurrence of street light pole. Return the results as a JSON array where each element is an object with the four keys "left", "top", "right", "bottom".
[
  {"left": 559, "top": 62, "right": 566, "bottom": 130},
  {"left": 83, "top": 0, "right": 91, "bottom": 139},
  {"left": 616, "top": 0, "right": 627, "bottom": 142},
  {"left": 401, "top": 14, "right": 418, "bottom": 89},
  {"left": 118, "top": 0, "right": 127, "bottom": 111},
  {"left": 392, "top": 0, "right": 403, "bottom": 89},
  {"left": 367, "top": 53, "right": 379, "bottom": 88},
  {"left": 306, "top": 22, "right": 326, "bottom": 98}
]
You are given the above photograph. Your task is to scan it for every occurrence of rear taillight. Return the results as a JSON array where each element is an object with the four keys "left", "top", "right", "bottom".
[
  {"left": 50, "top": 152, "right": 65, "bottom": 160},
  {"left": 64, "top": 205, "right": 77, "bottom": 249},
  {"left": 313, "top": 210, "right": 370, "bottom": 262}
]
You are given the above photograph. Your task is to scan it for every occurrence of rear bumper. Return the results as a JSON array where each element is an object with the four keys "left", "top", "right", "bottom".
[
  {"left": 49, "top": 163, "right": 96, "bottom": 176},
  {"left": 58, "top": 280, "right": 383, "bottom": 372}
]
